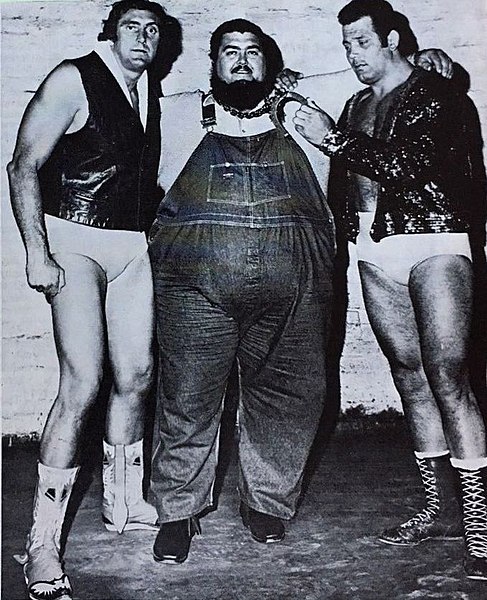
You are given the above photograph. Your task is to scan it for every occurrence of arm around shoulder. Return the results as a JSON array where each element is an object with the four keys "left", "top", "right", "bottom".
[{"left": 159, "top": 90, "right": 206, "bottom": 192}]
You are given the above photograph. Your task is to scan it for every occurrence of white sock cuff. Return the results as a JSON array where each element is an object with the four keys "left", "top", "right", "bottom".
[
  {"left": 450, "top": 456, "right": 487, "bottom": 471},
  {"left": 414, "top": 450, "right": 450, "bottom": 460}
]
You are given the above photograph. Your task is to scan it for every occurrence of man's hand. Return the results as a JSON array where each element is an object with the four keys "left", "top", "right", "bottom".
[
  {"left": 26, "top": 252, "right": 65, "bottom": 302},
  {"left": 415, "top": 49, "right": 453, "bottom": 79},
  {"left": 293, "top": 100, "right": 335, "bottom": 146},
  {"left": 275, "top": 68, "right": 304, "bottom": 93}
]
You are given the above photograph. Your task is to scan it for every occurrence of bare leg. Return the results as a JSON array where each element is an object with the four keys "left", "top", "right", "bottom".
[
  {"left": 21, "top": 253, "right": 106, "bottom": 597},
  {"left": 409, "top": 255, "right": 486, "bottom": 459},
  {"left": 409, "top": 256, "right": 487, "bottom": 579},
  {"left": 360, "top": 258, "right": 464, "bottom": 546},
  {"left": 104, "top": 251, "right": 154, "bottom": 445},
  {"left": 40, "top": 253, "right": 107, "bottom": 468},
  {"left": 100, "top": 251, "right": 157, "bottom": 532},
  {"left": 359, "top": 260, "right": 447, "bottom": 452}
]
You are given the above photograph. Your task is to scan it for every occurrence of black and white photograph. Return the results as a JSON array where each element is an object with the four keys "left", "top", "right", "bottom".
[{"left": 2, "top": 0, "right": 487, "bottom": 598}]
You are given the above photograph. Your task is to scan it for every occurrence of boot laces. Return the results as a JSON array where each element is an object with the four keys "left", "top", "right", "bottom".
[
  {"left": 400, "top": 507, "right": 435, "bottom": 529},
  {"left": 460, "top": 469, "right": 487, "bottom": 558},
  {"left": 400, "top": 458, "right": 441, "bottom": 528}
]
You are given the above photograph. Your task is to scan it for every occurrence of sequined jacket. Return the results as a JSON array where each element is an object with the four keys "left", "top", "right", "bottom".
[{"left": 322, "top": 68, "right": 486, "bottom": 243}]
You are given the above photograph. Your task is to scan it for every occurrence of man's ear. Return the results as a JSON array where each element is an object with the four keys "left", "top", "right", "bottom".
[{"left": 387, "top": 30, "right": 400, "bottom": 52}]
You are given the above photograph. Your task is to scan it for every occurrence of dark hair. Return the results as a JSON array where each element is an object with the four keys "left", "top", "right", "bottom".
[
  {"left": 98, "top": 0, "right": 182, "bottom": 81},
  {"left": 209, "top": 19, "right": 284, "bottom": 84},
  {"left": 338, "top": 0, "right": 418, "bottom": 57}
]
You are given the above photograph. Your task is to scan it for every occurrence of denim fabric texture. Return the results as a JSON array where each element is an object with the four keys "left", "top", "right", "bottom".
[
  {"left": 149, "top": 129, "right": 335, "bottom": 521},
  {"left": 155, "top": 129, "right": 335, "bottom": 229}
]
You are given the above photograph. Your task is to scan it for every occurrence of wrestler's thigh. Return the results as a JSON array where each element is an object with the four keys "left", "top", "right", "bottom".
[
  {"left": 50, "top": 252, "right": 107, "bottom": 373},
  {"left": 105, "top": 251, "right": 154, "bottom": 375},
  {"left": 409, "top": 255, "right": 473, "bottom": 361},
  {"left": 358, "top": 260, "right": 421, "bottom": 365}
]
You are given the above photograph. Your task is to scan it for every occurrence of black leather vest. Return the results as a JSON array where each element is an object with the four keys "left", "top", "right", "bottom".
[{"left": 39, "top": 52, "right": 162, "bottom": 232}]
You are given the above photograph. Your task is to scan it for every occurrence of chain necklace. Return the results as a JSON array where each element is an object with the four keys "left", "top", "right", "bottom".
[{"left": 215, "top": 89, "right": 285, "bottom": 120}]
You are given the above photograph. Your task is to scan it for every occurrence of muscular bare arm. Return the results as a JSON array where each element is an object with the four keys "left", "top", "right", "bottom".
[{"left": 7, "top": 62, "right": 87, "bottom": 299}]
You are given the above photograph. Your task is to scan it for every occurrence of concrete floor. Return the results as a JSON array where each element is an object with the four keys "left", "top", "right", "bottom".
[{"left": 2, "top": 424, "right": 487, "bottom": 600}]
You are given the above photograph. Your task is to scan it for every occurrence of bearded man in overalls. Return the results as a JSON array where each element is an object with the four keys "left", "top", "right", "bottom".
[{"left": 148, "top": 19, "right": 336, "bottom": 563}]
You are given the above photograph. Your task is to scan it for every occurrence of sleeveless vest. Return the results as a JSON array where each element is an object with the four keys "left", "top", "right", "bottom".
[{"left": 39, "top": 52, "right": 162, "bottom": 232}]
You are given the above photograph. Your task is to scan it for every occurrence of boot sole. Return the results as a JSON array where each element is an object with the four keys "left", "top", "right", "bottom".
[
  {"left": 249, "top": 531, "right": 285, "bottom": 544},
  {"left": 466, "top": 574, "right": 487, "bottom": 581},
  {"left": 378, "top": 535, "right": 462, "bottom": 546},
  {"left": 241, "top": 519, "right": 285, "bottom": 544},
  {"left": 29, "top": 594, "right": 72, "bottom": 600},
  {"left": 104, "top": 522, "right": 159, "bottom": 532},
  {"left": 152, "top": 552, "right": 188, "bottom": 564}
]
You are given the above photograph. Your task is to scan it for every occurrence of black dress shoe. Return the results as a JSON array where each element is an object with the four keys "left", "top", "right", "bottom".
[
  {"left": 240, "top": 502, "right": 285, "bottom": 543},
  {"left": 153, "top": 517, "right": 201, "bottom": 564}
]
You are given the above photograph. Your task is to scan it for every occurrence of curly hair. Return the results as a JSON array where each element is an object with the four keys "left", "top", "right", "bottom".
[
  {"left": 209, "top": 19, "right": 284, "bottom": 85},
  {"left": 338, "top": 0, "right": 418, "bottom": 57},
  {"left": 98, "top": 0, "right": 182, "bottom": 81}
]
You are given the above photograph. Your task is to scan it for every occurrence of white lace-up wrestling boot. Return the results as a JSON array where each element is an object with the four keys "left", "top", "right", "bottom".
[
  {"left": 102, "top": 439, "right": 158, "bottom": 533},
  {"left": 14, "top": 462, "right": 79, "bottom": 600}
]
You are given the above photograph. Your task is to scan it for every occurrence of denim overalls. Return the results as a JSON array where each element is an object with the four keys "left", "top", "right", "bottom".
[{"left": 149, "top": 127, "right": 336, "bottom": 521}]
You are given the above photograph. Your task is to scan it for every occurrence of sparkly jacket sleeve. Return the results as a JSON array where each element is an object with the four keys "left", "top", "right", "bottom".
[
  {"left": 319, "top": 71, "right": 457, "bottom": 187},
  {"left": 324, "top": 68, "right": 486, "bottom": 242}
]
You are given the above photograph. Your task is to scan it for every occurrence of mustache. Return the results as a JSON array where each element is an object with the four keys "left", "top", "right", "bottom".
[{"left": 231, "top": 64, "right": 252, "bottom": 73}]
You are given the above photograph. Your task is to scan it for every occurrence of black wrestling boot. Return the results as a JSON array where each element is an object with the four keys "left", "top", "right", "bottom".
[
  {"left": 456, "top": 466, "right": 487, "bottom": 580},
  {"left": 153, "top": 517, "right": 201, "bottom": 564},
  {"left": 378, "top": 454, "right": 463, "bottom": 546},
  {"left": 240, "top": 502, "right": 285, "bottom": 544}
]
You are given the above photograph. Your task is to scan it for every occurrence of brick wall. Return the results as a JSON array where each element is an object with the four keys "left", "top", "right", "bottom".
[{"left": 2, "top": 0, "right": 486, "bottom": 435}]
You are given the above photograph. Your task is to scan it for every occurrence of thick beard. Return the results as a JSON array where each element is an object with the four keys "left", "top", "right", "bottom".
[{"left": 211, "top": 72, "right": 274, "bottom": 111}]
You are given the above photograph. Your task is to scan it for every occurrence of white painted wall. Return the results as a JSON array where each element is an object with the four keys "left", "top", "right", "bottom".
[{"left": 2, "top": 0, "right": 486, "bottom": 435}]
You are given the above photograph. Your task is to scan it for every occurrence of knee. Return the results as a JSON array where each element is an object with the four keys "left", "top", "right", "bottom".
[
  {"left": 113, "top": 356, "right": 154, "bottom": 396},
  {"left": 58, "top": 362, "right": 103, "bottom": 408},
  {"left": 387, "top": 348, "right": 423, "bottom": 381},
  {"left": 423, "top": 356, "right": 468, "bottom": 399},
  {"left": 386, "top": 347, "right": 432, "bottom": 398}
]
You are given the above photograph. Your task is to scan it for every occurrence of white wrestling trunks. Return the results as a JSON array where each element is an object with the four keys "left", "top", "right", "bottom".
[
  {"left": 356, "top": 212, "right": 472, "bottom": 285},
  {"left": 45, "top": 215, "right": 148, "bottom": 283}
]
